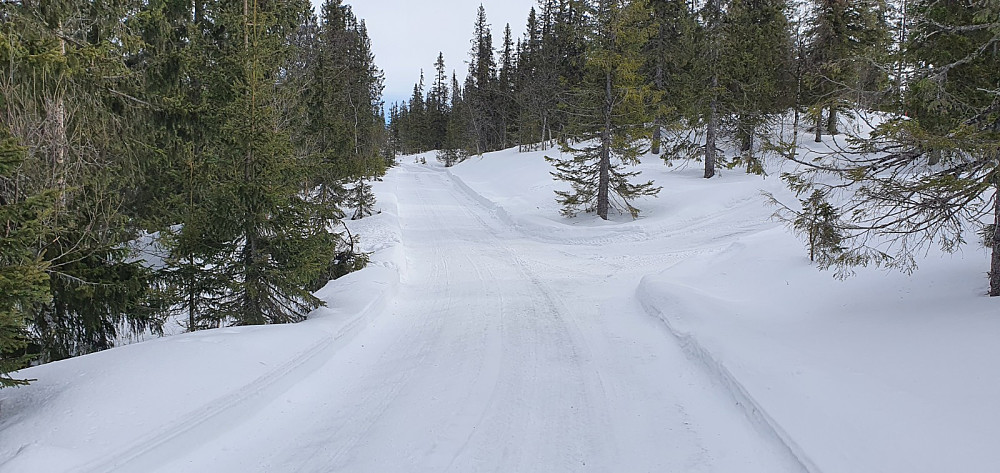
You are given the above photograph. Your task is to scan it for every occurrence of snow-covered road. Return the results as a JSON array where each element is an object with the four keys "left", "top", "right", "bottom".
[
  {"left": 7, "top": 140, "right": 999, "bottom": 473},
  {"left": 137, "top": 163, "right": 803, "bottom": 472}
]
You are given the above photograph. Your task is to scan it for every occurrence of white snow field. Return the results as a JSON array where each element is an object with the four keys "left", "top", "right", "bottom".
[{"left": 2, "top": 142, "right": 999, "bottom": 473}]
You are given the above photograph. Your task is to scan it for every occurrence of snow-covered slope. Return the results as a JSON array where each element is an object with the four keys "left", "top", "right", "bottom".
[
  {"left": 448, "top": 146, "right": 1000, "bottom": 473},
  {"left": 2, "top": 142, "right": 998, "bottom": 473}
]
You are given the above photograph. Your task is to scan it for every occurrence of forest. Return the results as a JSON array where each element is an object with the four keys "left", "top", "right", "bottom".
[
  {"left": 1, "top": 0, "right": 387, "bottom": 386},
  {"left": 2, "top": 0, "right": 999, "bottom": 387},
  {"left": 391, "top": 0, "right": 999, "bottom": 292}
]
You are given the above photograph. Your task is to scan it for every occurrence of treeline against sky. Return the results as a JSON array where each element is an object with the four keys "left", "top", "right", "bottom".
[{"left": 390, "top": 0, "right": 1000, "bottom": 293}]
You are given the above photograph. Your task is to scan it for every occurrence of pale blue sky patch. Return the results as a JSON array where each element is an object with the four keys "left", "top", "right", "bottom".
[{"left": 311, "top": 0, "right": 537, "bottom": 107}]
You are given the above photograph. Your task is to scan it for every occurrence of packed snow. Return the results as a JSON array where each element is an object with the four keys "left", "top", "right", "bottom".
[{"left": 2, "top": 137, "right": 998, "bottom": 472}]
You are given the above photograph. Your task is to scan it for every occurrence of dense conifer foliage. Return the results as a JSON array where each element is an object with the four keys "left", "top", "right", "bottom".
[
  {"left": 3, "top": 0, "right": 999, "bottom": 386},
  {"left": 1, "top": 0, "right": 386, "bottom": 382}
]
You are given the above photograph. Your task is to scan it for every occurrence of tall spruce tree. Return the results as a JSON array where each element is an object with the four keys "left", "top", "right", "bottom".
[
  {"left": 720, "top": 0, "right": 795, "bottom": 173},
  {"left": 427, "top": 53, "right": 451, "bottom": 150},
  {"left": 468, "top": 5, "right": 500, "bottom": 153},
  {"left": 804, "top": 0, "right": 892, "bottom": 141},
  {"left": 515, "top": 6, "right": 559, "bottom": 150},
  {"left": 442, "top": 72, "right": 474, "bottom": 164},
  {"left": 1, "top": 0, "right": 167, "bottom": 360},
  {"left": 644, "top": 0, "right": 700, "bottom": 156},
  {"left": 0, "top": 129, "right": 54, "bottom": 387},
  {"left": 498, "top": 24, "right": 518, "bottom": 148},
  {"left": 204, "top": 0, "right": 338, "bottom": 325},
  {"left": 134, "top": 0, "right": 231, "bottom": 331},
  {"left": 698, "top": 0, "right": 725, "bottom": 178},
  {"left": 548, "top": 0, "right": 661, "bottom": 220}
]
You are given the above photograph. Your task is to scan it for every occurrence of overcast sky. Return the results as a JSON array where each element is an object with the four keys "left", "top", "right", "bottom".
[{"left": 311, "top": 0, "right": 538, "bottom": 107}]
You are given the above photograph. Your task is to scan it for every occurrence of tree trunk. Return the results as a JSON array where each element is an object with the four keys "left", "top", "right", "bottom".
[
  {"left": 194, "top": 0, "right": 203, "bottom": 24},
  {"left": 244, "top": 0, "right": 251, "bottom": 48},
  {"left": 651, "top": 120, "right": 661, "bottom": 155},
  {"left": 651, "top": 63, "right": 663, "bottom": 156},
  {"left": 51, "top": 27, "right": 68, "bottom": 207},
  {"left": 741, "top": 128, "right": 755, "bottom": 173},
  {"left": 814, "top": 110, "right": 823, "bottom": 142},
  {"left": 739, "top": 120, "right": 753, "bottom": 154},
  {"left": 990, "top": 184, "right": 1000, "bottom": 296},
  {"left": 704, "top": 74, "right": 718, "bottom": 179},
  {"left": 187, "top": 156, "right": 198, "bottom": 331},
  {"left": 827, "top": 106, "right": 839, "bottom": 135},
  {"left": 188, "top": 262, "right": 197, "bottom": 331},
  {"left": 542, "top": 114, "right": 548, "bottom": 150},
  {"left": 597, "top": 71, "right": 612, "bottom": 220}
]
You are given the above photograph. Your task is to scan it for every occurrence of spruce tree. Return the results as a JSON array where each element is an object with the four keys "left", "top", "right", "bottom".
[
  {"left": 206, "top": 0, "right": 337, "bottom": 325},
  {"left": 780, "top": 0, "right": 1000, "bottom": 293},
  {"left": 515, "top": 6, "right": 559, "bottom": 150},
  {"left": 720, "top": 0, "right": 795, "bottom": 173},
  {"left": 644, "top": 0, "right": 700, "bottom": 156},
  {"left": 698, "top": 0, "right": 725, "bottom": 178},
  {"left": 0, "top": 130, "right": 54, "bottom": 387},
  {"left": 548, "top": 0, "right": 661, "bottom": 220},
  {"left": 406, "top": 72, "right": 428, "bottom": 153},
  {"left": 2, "top": 0, "right": 167, "bottom": 359},
  {"left": 442, "top": 72, "right": 474, "bottom": 164},
  {"left": 497, "top": 24, "right": 517, "bottom": 149},
  {"left": 427, "top": 53, "right": 451, "bottom": 150},
  {"left": 134, "top": 0, "right": 231, "bottom": 331},
  {"left": 468, "top": 5, "right": 501, "bottom": 153},
  {"left": 803, "top": 0, "right": 891, "bottom": 141}
]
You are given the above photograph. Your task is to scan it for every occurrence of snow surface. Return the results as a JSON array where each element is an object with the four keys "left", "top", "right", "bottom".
[{"left": 2, "top": 140, "right": 998, "bottom": 473}]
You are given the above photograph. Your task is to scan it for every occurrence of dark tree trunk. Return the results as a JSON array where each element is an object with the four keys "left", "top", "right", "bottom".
[
  {"left": 651, "top": 63, "right": 663, "bottom": 156},
  {"left": 990, "top": 184, "right": 1000, "bottom": 296},
  {"left": 705, "top": 74, "right": 718, "bottom": 179},
  {"left": 814, "top": 111, "right": 823, "bottom": 142},
  {"left": 597, "top": 71, "right": 612, "bottom": 220},
  {"left": 739, "top": 120, "right": 753, "bottom": 154},
  {"left": 827, "top": 107, "right": 839, "bottom": 135},
  {"left": 651, "top": 121, "right": 661, "bottom": 155}
]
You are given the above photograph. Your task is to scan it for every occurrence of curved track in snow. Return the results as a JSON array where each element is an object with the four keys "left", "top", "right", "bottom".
[{"left": 125, "top": 164, "right": 805, "bottom": 473}]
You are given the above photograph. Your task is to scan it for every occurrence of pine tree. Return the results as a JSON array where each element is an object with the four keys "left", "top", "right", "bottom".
[{"left": 548, "top": 0, "right": 661, "bottom": 220}]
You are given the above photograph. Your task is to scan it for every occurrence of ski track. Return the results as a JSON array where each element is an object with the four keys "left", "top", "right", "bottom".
[{"left": 107, "top": 163, "right": 806, "bottom": 473}]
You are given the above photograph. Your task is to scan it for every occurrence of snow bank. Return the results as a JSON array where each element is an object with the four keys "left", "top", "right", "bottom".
[
  {"left": 0, "top": 174, "right": 405, "bottom": 472},
  {"left": 636, "top": 228, "right": 1000, "bottom": 473},
  {"left": 442, "top": 143, "right": 1000, "bottom": 473}
]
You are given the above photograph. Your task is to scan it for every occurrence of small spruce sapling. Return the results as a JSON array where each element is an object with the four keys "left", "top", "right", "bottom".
[
  {"left": 767, "top": 189, "right": 859, "bottom": 274},
  {"left": 794, "top": 190, "right": 846, "bottom": 265}
]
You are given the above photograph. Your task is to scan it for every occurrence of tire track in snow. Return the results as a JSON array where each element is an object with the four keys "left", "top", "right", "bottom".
[
  {"left": 400, "top": 164, "right": 617, "bottom": 471},
  {"left": 438, "top": 163, "right": 811, "bottom": 473},
  {"left": 78, "top": 283, "right": 396, "bottom": 473},
  {"left": 636, "top": 280, "right": 823, "bottom": 473}
]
